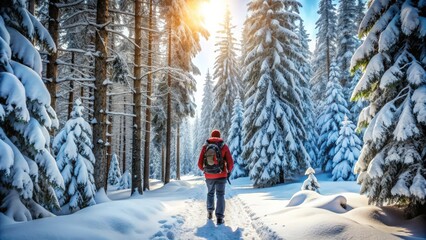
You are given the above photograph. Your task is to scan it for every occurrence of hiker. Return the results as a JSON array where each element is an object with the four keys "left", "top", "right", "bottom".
[{"left": 198, "top": 129, "right": 234, "bottom": 225}]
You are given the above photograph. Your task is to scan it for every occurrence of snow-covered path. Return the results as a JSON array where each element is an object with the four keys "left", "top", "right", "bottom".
[
  {"left": 2, "top": 175, "right": 425, "bottom": 240},
  {"left": 151, "top": 177, "right": 262, "bottom": 240}
]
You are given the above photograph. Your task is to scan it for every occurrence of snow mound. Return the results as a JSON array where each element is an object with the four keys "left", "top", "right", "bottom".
[
  {"left": 270, "top": 191, "right": 425, "bottom": 239},
  {"left": 286, "top": 191, "right": 348, "bottom": 213},
  {"left": 95, "top": 188, "right": 111, "bottom": 204},
  {"left": 154, "top": 180, "right": 192, "bottom": 193},
  {"left": 0, "top": 198, "right": 169, "bottom": 240}
]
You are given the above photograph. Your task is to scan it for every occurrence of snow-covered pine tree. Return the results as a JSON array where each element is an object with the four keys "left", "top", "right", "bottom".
[
  {"left": 317, "top": 60, "right": 350, "bottom": 172},
  {"left": 351, "top": 0, "right": 426, "bottom": 217},
  {"left": 301, "top": 167, "right": 320, "bottom": 192},
  {"left": 0, "top": 1, "right": 64, "bottom": 221},
  {"left": 332, "top": 115, "right": 361, "bottom": 181},
  {"left": 117, "top": 170, "right": 131, "bottom": 190},
  {"left": 348, "top": 0, "right": 366, "bottom": 126},
  {"left": 242, "top": 0, "right": 309, "bottom": 187},
  {"left": 297, "top": 20, "right": 319, "bottom": 168},
  {"left": 211, "top": 4, "right": 243, "bottom": 140},
  {"left": 336, "top": 0, "right": 358, "bottom": 90},
  {"left": 191, "top": 113, "right": 201, "bottom": 162},
  {"left": 310, "top": 0, "right": 337, "bottom": 111},
  {"left": 199, "top": 70, "right": 215, "bottom": 142},
  {"left": 355, "top": 0, "right": 365, "bottom": 28},
  {"left": 336, "top": 0, "right": 366, "bottom": 126},
  {"left": 180, "top": 119, "right": 194, "bottom": 175},
  {"left": 228, "top": 97, "right": 246, "bottom": 179},
  {"left": 160, "top": 0, "right": 208, "bottom": 183},
  {"left": 53, "top": 99, "right": 96, "bottom": 213},
  {"left": 108, "top": 153, "right": 121, "bottom": 186},
  {"left": 348, "top": 70, "right": 367, "bottom": 127}
]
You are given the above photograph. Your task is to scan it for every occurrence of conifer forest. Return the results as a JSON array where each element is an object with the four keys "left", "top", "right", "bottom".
[{"left": 0, "top": 0, "right": 425, "bottom": 239}]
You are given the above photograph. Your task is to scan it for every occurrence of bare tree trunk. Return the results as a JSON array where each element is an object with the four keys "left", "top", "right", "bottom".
[
  {"left": 143, "top": 0, "right": 153, "bottom": 191},
  {"left": 93, "top": 0, "right": 109, "bottom": 191},
  {"left": 131, "top": 0, "right": 143, "bottom": 195},
  {"left": 162, "top": 144, "right": 165, "bottom": 182},
  {"left": 117, "top": 114, "right": 123, "bottom": 171},
  {"left": 68, "top": 52, "right": 75, "bottom": 119},
  {"left": 105, "top": 17, "right": 116, "bottom": 188},
  {"left": 165, "top": 24, "right": 172, "bottom": 184},
  {"left": 27, "top": 0, "right": 35, "bottom": 14},
  {"left": 80, "top": 83, "right": 84, "bottom": 103},
  {"left": 176, "top": 123, "right": 180, "bottom": 180},
  {"left": 46, "top": 0, "right": 59, "bottom": 112},
  {"left": 105, "top": 92, "right": 113, "bottom": 190},
  {"left": 122, "top": 97, "right": 127, "bottom": 173}
]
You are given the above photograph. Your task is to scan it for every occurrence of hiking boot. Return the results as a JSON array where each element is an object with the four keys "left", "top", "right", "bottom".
[
  {"left": 217, "top": 218, "right": 224, "bottom": 225},
  {"left": 207, "top": 211, "right": 213, "bottom": 219}
]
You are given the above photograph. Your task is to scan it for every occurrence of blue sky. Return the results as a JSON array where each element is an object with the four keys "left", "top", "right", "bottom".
[{"left": 192, "top": 0, "right": 320, "bottom": 110}]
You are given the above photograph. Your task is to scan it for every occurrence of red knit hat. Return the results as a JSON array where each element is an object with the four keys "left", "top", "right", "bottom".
[{"left": 211, "top": 129, "right": 221, "bottom": 138}]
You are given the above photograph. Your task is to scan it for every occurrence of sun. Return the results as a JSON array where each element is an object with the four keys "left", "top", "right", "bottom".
[{"left": 199, "top": 0, "right": 228, "bottom": 32}]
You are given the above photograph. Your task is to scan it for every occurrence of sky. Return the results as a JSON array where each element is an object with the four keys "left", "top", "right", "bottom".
[{"left": 192, "top": 0, "right": 320, "bottom": 114}]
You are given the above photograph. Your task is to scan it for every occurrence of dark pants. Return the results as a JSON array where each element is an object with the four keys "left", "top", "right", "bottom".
[{"left": 206, "top": 178, "right": 226, "bottom": 219}]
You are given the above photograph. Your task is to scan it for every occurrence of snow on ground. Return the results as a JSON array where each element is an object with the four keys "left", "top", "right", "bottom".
[{"left": 1, "top": 173, "right": 425, "bottom": 240}]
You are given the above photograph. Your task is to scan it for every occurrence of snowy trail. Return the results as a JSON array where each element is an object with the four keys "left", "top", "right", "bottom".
[{"left": 151, "top": 177, "right": 262, "bottom": 240}]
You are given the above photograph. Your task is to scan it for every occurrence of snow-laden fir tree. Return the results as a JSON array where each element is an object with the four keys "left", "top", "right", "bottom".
[
  {"left": 180, "top": 119, "right": 194, "bottom": 175},
  {"left": 199, "top": 70, "right": 215, "bottom": 142},
  {"left": 0, "top": 1, "right": 64, "bottom": 221},
  {"left": 310, "top": 0, "right": 337, "bottom": 111},
  {"left": 336, "top": 0, "right": 358, "bottom": 89},
  {"left": 348, "top": 70, "right": 367, "bottom": 127},
  {"left": 351, "top": 0, "right": 426, "bottom": 217},
  {"left": 53, "top": 99, "right": 96, "bottom": 213},
  {"left": 297, "top": 20, "right": 319, "bottom": 168},
  {"left": 301, "top": 167, "right": 320, "bottom": 192},
  {"left": 355, "top": 0, "right": 365, "bottom": 28},
  {"left": 211, "top": 4, "right": 243, "bottom": 141},
  {"left": 159, "top": 0, "right": 208, "bottom": 126},
  {"left": 108, "top": 153, "right": 121, "bottom": 186},
  {"left": 117, "top": 170, "right": 131, "bottom": 190},
  {"left": 228, "top": 97, "right": 246, "bottom": 179},
  {"left": 336, "top": 0, "right": 366, "bottom": 126},
  {"left": 242, "top": 0, "right": 310, "bottom": 187},
  {"left": 332, "top": 115, "right": 361, "bottom": 181},
  {"left": 159, "top": 0, "right": 208, "bottom": 183},
  {"left": 191, "top": 113, "right": 202, "bottom": 164},
  {"left": 317, "top": 60, "right": 350, "bottom": 172}
]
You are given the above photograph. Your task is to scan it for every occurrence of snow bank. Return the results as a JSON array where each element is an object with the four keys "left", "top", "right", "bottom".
[
  {"left": 1, "top": 198, "right": 168, "bottom": 239},
  {"left": 232, "top": 175, "right": 426, "bottom": 240},
  {"left": 1, "top": 175, "right": 425, "bottom": 240},
  {"left": 0, "top": 180, "right": 193, "bottom": 240}
]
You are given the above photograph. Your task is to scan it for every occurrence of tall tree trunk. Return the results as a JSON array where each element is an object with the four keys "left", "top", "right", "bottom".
[
  {"left": 46, "top": 0, "right": 59, "bottom": 112},
  {"left": 143, "top": 0, "right": 153, "bottom": 191},
  {"left": 68, "top": 52, "right": 75, "bottom": 119},
  {"left": 105, "top": 16, "right": 116, "bottom": 189},
  {"left": 28, "top": 0, "right": 35, "bottom": 14},
  {"left": 176, "top": 123, "right": 180, "bottom": 180},
  {"left": 165, "top": 25, "right": 172, "bottom": 184},
  {"left": 132, "top": 0, "right": 143, "bottom": 195},
  {"left": 162, "top": 144, "right": 165, "bottom": 182},
  {"left": 105, "top": 91, "right": 113, "bottom": 190},
  {"left": 122, "top": 97, "right": 127, "bottom": 172},
  {"left": 80, "top": 82, "right": 84, "bottom": 103},
  {"left": 93, "top": 0, "right": 109, "bottom": 191},
  {"left": 326, "top": 36, "right": 330, "bottom": 82},
  {"left": 118, "top": 114, "right": 123, "bottom": 171}
]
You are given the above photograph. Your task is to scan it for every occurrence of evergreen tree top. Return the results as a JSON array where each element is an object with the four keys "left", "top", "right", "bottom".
[
  {"left": 71, "top": 99, "right": 84, "bottom": 119},
  {"left": 305, "top": 167, "right": 315, "bottom": 175}
]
